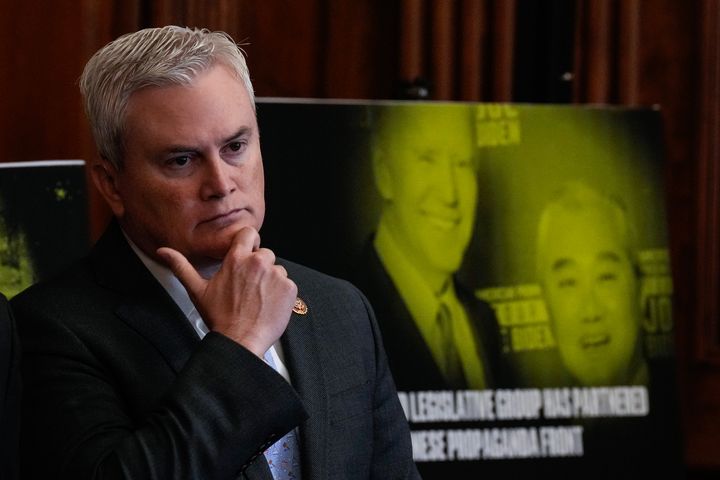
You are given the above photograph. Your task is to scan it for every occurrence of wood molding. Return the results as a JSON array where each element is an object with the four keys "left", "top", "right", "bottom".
[
  {"left": 459, "top": 0, "right": 484, "bottom": 101},
  {"left": 695, "top": 0, "right": 720, "bottom": 366},
  {"left": 617, "top": 0, "right": 640, "bottom": 105},
  {"left": 399, "top": 0, "right": 424, "bottom": 83},
  {"left": 574, "top": 0, "right": 612, "bottom": 103},
  {"left": 431, "top": 0, "right": 455, "bottom": 99},
  {"left": 490, "top": 0, "right": 515, "bottom": 101}
]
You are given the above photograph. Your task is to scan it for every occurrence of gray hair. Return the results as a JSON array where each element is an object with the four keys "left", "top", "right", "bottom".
[
  {"left": 79, "top": 25, "right": 254, "bottom": 169},
  {"left": 371, "top": 103, "right": 480, "bottom": 170},
  {"left": 535, "top": 181, "right": 639, "bottom": 280}
]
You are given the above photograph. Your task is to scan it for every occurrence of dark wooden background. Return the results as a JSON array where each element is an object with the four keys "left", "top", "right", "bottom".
[{"left": 1, "top": 1, "right": 717, "bottom": 476}]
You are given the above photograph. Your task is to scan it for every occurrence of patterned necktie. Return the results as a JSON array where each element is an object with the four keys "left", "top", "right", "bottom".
[
  {"left": 437, "top": 302, "right": 466, "bottom": 388},
  {"left": 263, "top": 350, "right": 302, "bottom": 479}
]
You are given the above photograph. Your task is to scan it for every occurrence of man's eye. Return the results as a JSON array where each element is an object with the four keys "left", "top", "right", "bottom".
[
  {"left": 226, "top": 141, "right": 247, "bottom": 154},
  {"left": 557, "top": 277, "right": 577, "bottom": 288},
  {"left": 228, "top": 141, "right": 242, "bottom": 151},
  {"left": 167, "top": 155, "right": 191, "bottom": 168},
  {"left": 453, "top": 155, "right": 476, "bottom": 169},
  {"left": 598, "top": 272, "right": 618, "bottom": 283},
  {"left": 418, "top": 153, "right": 436, "bottom": 164},
  {"left": 222, "top": 141, "right": 248, "bottom": 164}
]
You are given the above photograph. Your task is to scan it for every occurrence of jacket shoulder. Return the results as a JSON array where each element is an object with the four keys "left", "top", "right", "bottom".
[{"left": 278, "top": 258, "right": 363, "bottom": 303}]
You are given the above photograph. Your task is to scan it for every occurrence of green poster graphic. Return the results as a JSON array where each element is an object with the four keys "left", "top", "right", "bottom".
[
  {"left": 258, "top": 100, "right": 683, "bottom": 479},
  {"left": 0, "top": 161, "right": 89, "bottom": 299}
]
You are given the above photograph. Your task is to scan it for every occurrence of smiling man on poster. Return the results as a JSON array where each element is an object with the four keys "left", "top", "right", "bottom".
[
  {"left": 355, "top": 105, "right": 511, "bottom": 393},
  {"left": 534, "top": 181, "right": 683, "bottom": 478},
  {"left": 12, "top": 26, "right": 417, "bottom": 479},
  {"left": 536, "top": 181, "right": 648, "bottom": 387}
]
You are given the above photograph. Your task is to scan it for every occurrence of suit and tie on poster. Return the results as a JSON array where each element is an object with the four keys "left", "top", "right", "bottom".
[{"left": 258, "top": 100, "right": 684, "bottom": 479}]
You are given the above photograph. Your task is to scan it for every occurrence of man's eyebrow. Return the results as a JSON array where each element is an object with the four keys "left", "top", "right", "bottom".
[
  {"left": 160, "top": 127, "right": 253, "bottom": 154},
  {"left": 164, "top": 145, "right": 199, "bottom": 154},
  {"left": 551, "top": 258, "right": 576, "bottom": 272},
  {"left": 222, "top": 127, "right": 252, "bottom": 144},
  {"left": 596, "top": 251, "right": 622, "bottom": 263}
]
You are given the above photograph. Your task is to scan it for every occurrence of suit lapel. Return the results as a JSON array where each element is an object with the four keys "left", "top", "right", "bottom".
[
  {"left": 91, "top": 223, "right": 278, "bottom": 479},
  {"left": 360, "top": 244, "right": 449, "bottom": 390},
  {"left": 91, "top": 222, "right": 200, "bottom": 373},
  {"left": 281, "top": 306, "right": 328, "bottom": 480}
]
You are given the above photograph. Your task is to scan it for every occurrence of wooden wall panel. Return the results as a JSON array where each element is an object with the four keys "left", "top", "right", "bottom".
[
  {"left": 321, "top": 1, "right": 398, "bottom": 99},
  {"left": 490, "top": 0, "right": 515, "bottom": 101},
  {"left": 617, "top": 0, "right": 640, "bottom": 105},
  {"left": 639, "top": 1, "right": 709, "bottom": 470},
  {"left": 236, "top": 1, "right": 324, "bottom": 98},
  {"left": 399, "top": 0, "right": 424, "bottom": 85},
  {"left": 573, "top": 0, "right": 713, "bottom": 471},
  {"left": 0, "top": 0, "right": 119, "bottom": 240},
  {"left": 3, "top": 2, "right": 89, "bottom": 162},
  {"left": 688, "top": 0, "right": 720, "bottom": 470},
  {"left": 431, "top": 0, "right": 456, "bottom": 100},
  {"left": 459, "top": 0, "right": 486, "bottom": 101},
  {"left": 574, "top": 0, "right": 613, "bottom": 103},
  {"left": 396, "top": 0, "right": 514, "bottom": 101},
  {"left": 697, "top": 0, "right": 720, "bottom": 365}
]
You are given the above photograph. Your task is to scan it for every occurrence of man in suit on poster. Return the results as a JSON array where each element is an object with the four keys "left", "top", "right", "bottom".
[
  {"left": 12, "top": 26, "right": 417, "bottom": 479},
  {"left": 535, "top": 181, "right": 649, "bottom": 387},
  {"left": 355, "top": 105, "right": 510, "bottom": 392},
  {"left": 534, "top": 181, "right": 684, "bottom": 478}
]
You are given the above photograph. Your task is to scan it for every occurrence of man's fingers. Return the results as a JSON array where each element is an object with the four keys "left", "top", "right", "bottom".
[
  {"left": 274, "top": 264, "right": 287, "bottom": 278},
  {"left": 228, "top": 226, "right": 261, "bottom": 255},
  {"left": 156, "top": 247, "right": 206, "bottom": 298}
]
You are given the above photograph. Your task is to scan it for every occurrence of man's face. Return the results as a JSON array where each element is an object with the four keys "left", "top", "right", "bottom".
[
  {"left": 108, "top": 64, "right": 264, "bottom": 266},
  {"left": 377, "top": 107, "right": 477, "bottom": 277},
  {"left": 540, "top": 207, "right": 641, "bottom": 386}
]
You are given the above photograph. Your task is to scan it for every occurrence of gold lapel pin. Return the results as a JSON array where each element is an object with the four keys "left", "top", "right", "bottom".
[{"left": 293, "top": 297, "right": 308, "bottom": 315}]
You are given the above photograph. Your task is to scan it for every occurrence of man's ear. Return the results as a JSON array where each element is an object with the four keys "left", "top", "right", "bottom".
[
  {"left": 90, "top": 159, "right": 125, "bottom": 217},
  {"left": 372, "top": 147, "right": 394, "bottom": 201}
]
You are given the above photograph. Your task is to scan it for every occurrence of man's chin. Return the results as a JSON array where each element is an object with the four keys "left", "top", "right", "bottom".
[
  {"left": 427, "top": 256, "right": 463, "bottom": 275},
  {"left": 185, "top": 244, "right": 232, "bottom": 270},
  {"left": 186, "top": 223, "right": 263, "bottom": 267}
]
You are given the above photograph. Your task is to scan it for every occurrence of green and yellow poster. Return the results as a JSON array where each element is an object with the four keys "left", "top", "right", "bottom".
[
  {"left": 0, "top": 161, "right": 89, "bottom": 299},
  {"left": 258, "top": 100, "right": 683, "bottom": 479}
]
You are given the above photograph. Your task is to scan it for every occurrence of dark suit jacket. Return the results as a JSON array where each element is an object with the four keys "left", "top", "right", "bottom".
[
  {"left": 0, "top": 294, "right": 19, "bottom": 480},
  {"left": 354, "top": 244, "right": 515, "bottom": 392},
  {"left": 12, "top": 223, "right": 418, "bottom": 479}
]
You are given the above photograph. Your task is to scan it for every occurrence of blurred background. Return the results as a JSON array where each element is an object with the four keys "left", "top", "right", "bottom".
[{"left": 0, "top": 1, "right": 716, "bottom": 476}]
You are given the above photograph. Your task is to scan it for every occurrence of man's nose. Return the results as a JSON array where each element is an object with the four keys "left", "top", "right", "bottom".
[
  {"left": 581, "top": 287, "right": 603, "bottom": 323},
  {"left": 201, "top": 155, "right": 236, "bottom": 200},
  {"left": 435, "top": 158, "right": 459, "bottom": 205}
]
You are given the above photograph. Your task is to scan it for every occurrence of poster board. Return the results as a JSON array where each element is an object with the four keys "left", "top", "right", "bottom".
[
  {"left": 258, "top": 99, "right": 683, "bottom": 478},
  {"left": 0, "top": 160, "right": 89, "bottom": 299}
]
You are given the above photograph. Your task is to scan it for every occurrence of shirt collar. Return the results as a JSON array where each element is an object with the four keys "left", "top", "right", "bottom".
[{"left": 122, "top": 231, "right": 199, "bottom": 321}]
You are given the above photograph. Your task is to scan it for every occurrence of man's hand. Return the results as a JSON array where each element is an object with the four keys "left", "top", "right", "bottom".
[{"left": 156, "top": 227, "right": 297, "bottom": 357}]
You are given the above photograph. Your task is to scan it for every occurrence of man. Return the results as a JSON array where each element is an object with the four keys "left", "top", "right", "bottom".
[
  {"left": 355, "top": 104, "right": 509, "bottom": 392},
  {"left": 535, "top": 182, "right": 647, "bottom": 386},
  {"left": 12, "top": 26, "right": 417, "bottom": 479},
  {"left": 534, "top": 181, "right": 683, "bottom": 479}
]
